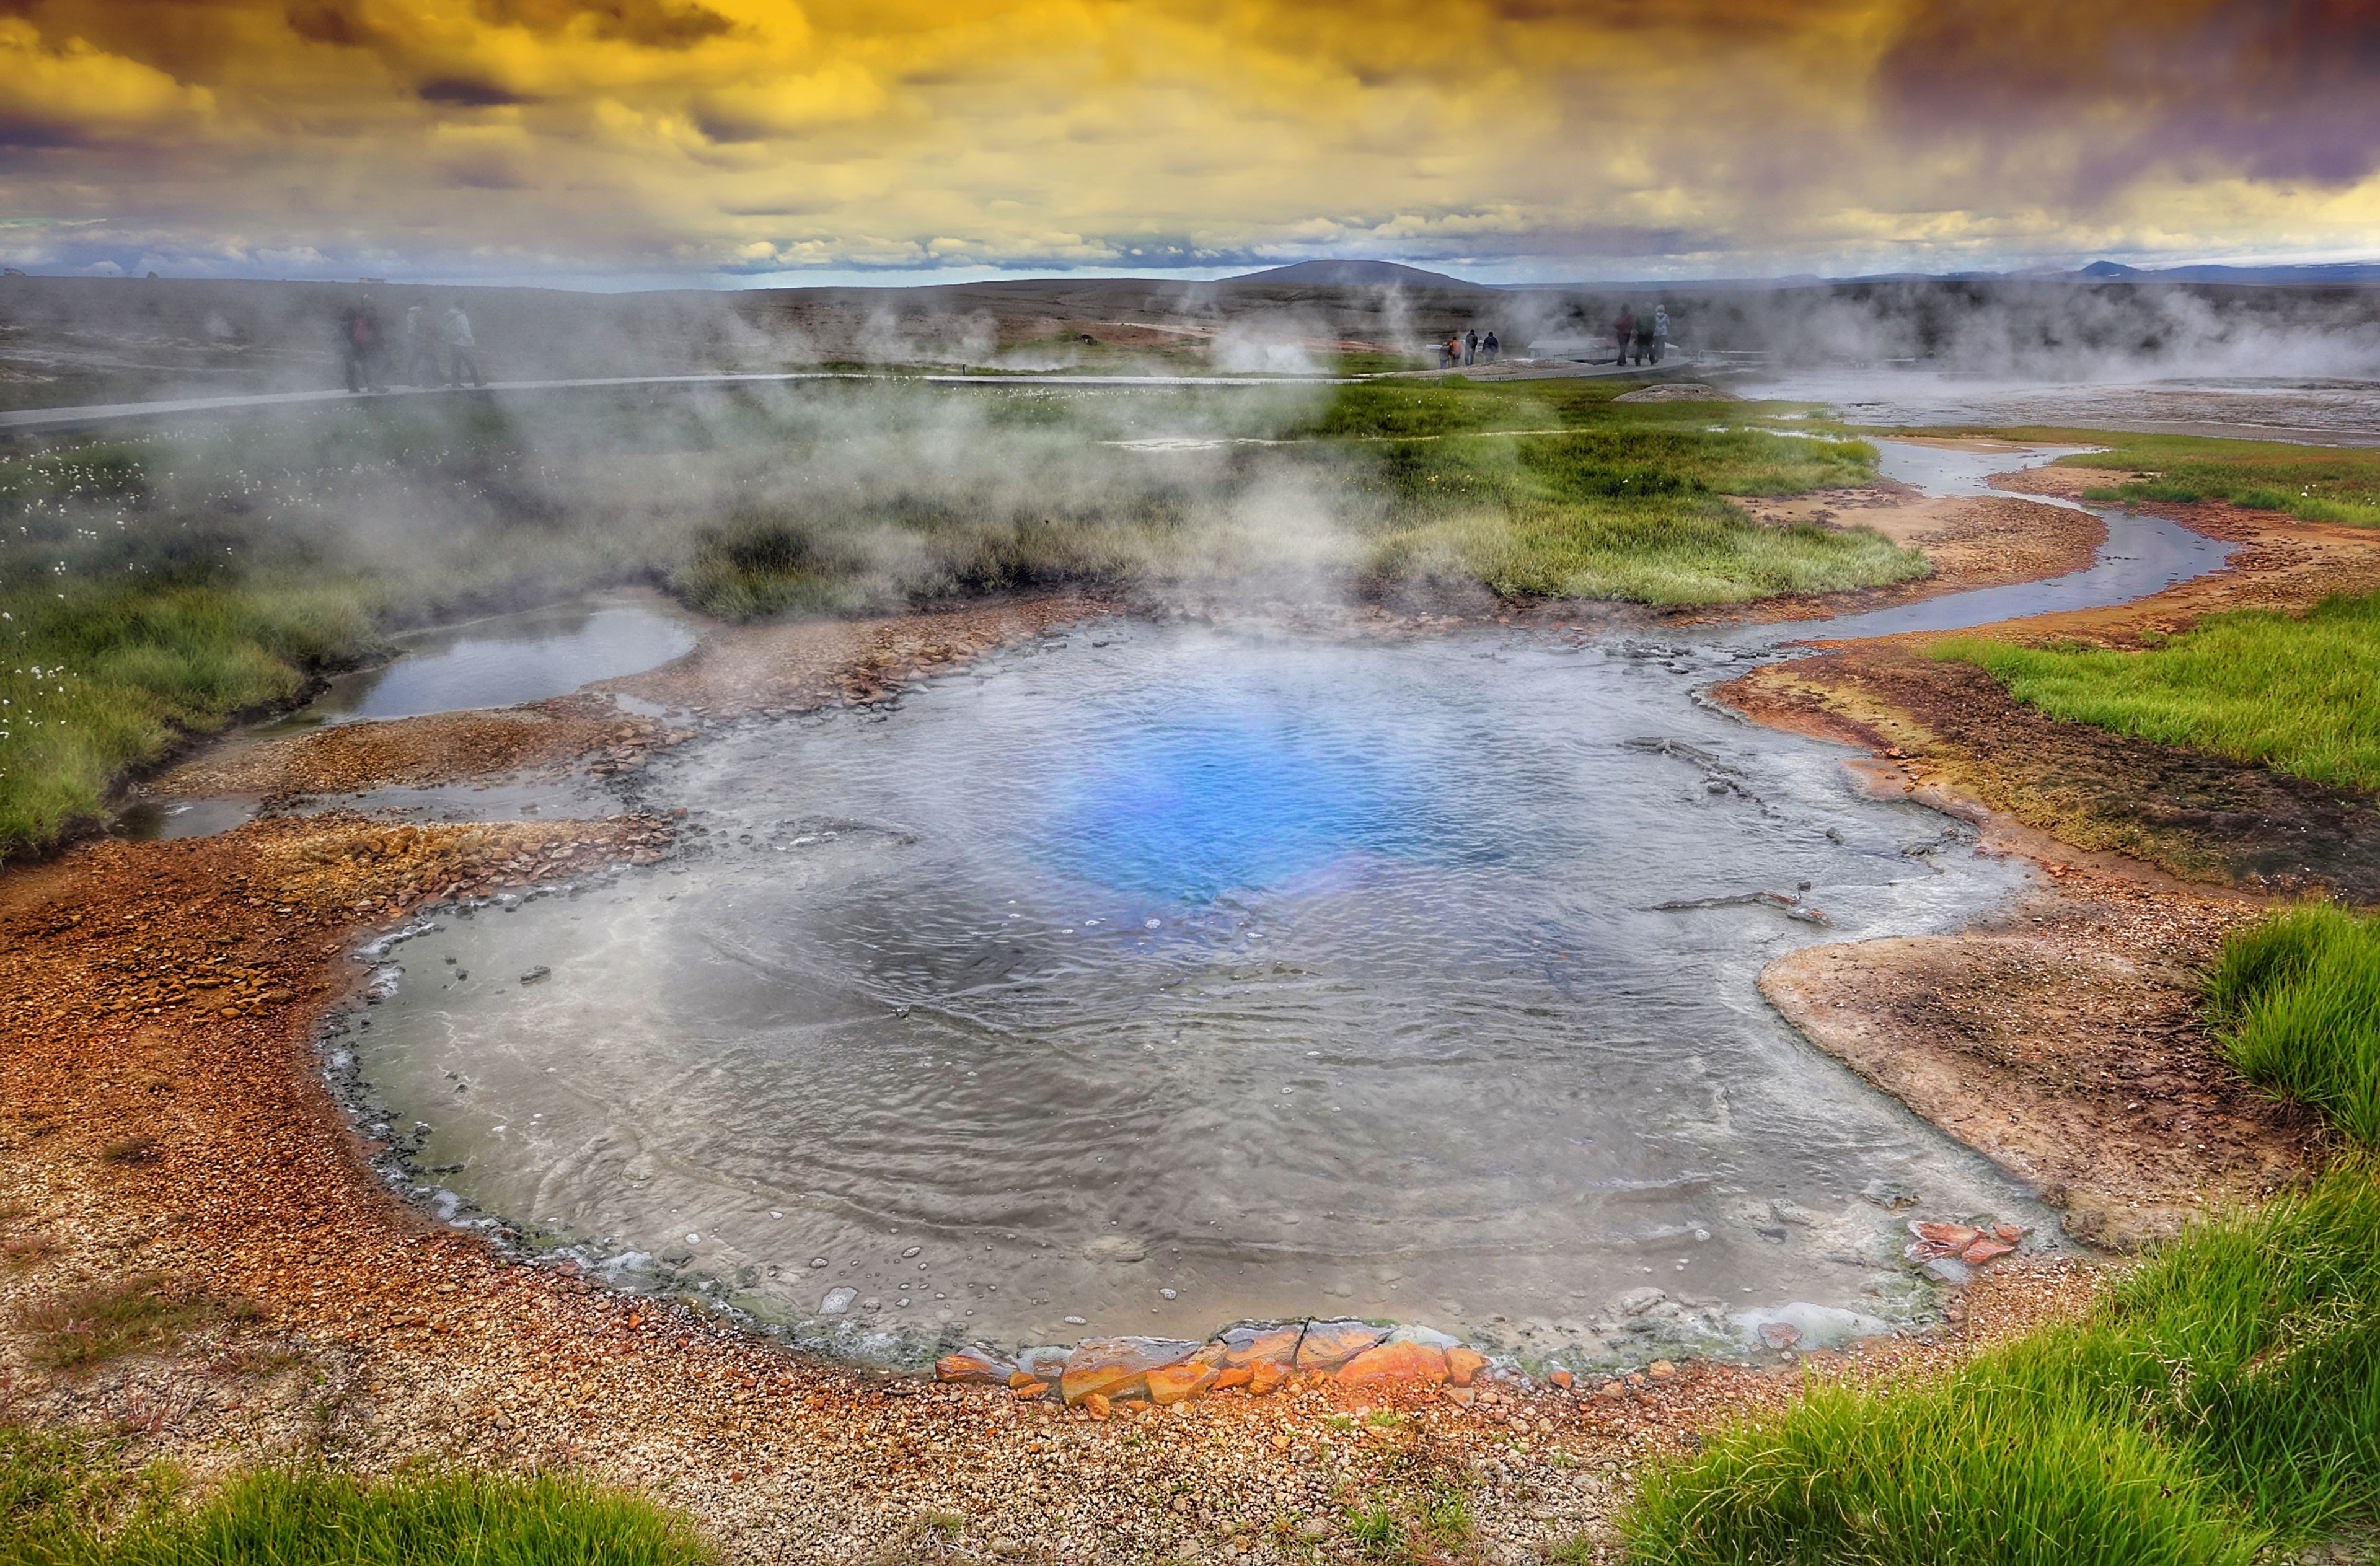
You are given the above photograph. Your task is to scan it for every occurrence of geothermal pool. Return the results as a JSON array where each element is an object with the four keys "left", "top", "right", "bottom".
[{"left": 328, "top": 439, "right": 2229, "bottom": 1372}]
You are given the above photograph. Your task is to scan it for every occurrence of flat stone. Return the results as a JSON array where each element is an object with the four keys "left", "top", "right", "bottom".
[
  {"left": 1210, "top": 1366, "right": 1254, "bottom": 1391},
  {"left": 1758, "top": 1322, "right": 1802, "bottom": 1350},
  {"left": 1335, "top": 1340, "right": 1447, "bottom": 1386},
  {"left": 1083, "top": 1392, "right": 1111, "bottom": 1421},
  {"left": 1443, "top": 1347, "right": 1488, "bottom": 1387},
  {"left": 1646, "top": 1360, "right": 1678, "bottom": 1380},
  {"left": 819, "top": 1287, "right": 857, "bottom": 1314},
  {"left": 1059, "top": 1337, "right": 1203, "bottom": 1405},
  {"left": 1613, "top": 1287, "right": 1668, "bottom": 1316},
  {"left": 935, "top": 1347, "right": 1016, "bottom": 1386},
  {"left": 1146, "top": 1362, "right": 1220, "bottom": 1405},
  {"left": 1246, "top": 1360, "right": 1291, "bottom": 1397},
  {"left": 1012, "top": 1380, "right": 1050, "bottom": 1401},
  {"left": 1294, "top": 1319, "right": 1385, "bottom": 1371},
  {"left": 1960, "top": 1238, "right": 2017, "bottom": 1265},
  {"left": 1215, "top": 1323, "right": 1303, "bottom": 1368}
]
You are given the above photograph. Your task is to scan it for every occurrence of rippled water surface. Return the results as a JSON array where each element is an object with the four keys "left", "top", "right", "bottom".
[
  {"left": 300, "top": 598, "right": 696, "bottom": 724},
  {"left": 349, "top": 620, "right": 2060, "bottom": 1365}
]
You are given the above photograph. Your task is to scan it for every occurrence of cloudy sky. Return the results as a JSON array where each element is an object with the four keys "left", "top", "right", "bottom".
[{"left": 3, "top": 0, "right": 2377, "bottom": 285}]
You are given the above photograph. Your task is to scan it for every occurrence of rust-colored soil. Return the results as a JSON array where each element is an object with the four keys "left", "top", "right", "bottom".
[
  {"left": 153, "top": 695, "right": 684, "bottom": 802},
  {"left": 0, "top": 816, "right": 2091, "bottom": 1560},
  {"left": 1761, "top": 874, "right": 2321, "bottom": 1250}
]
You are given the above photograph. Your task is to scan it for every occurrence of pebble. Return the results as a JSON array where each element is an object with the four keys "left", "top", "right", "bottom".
[{"left": 819, "top": 1287, "right": 856, "bottom": 1314}]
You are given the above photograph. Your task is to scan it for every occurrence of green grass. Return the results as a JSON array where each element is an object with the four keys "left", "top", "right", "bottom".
[
  {"left": 0, "top": 1453, "right": 714, "bottom": 1566},
  {"left": 1933, "top": 592, "right": 2380, "bottom": 794},
  {"left": 1885, "top": 426, "right": 2380, "bottom": 528},
  {"left": 1624, "top": 1166, "right": 2380, "bottom": 1564},
  {"left": 2206, "top": 902, "right": 2380, "bottom": 1147},
  {"left": 1622, "top": 898, "right": 2380, "bottom": 1564}
]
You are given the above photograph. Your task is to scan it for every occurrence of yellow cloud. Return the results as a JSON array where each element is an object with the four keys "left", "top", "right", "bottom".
[{"left": 0, "top": 17, "right": 214, "bottom": 139}]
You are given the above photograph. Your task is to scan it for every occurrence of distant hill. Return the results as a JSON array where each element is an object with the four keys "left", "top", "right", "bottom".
[
  {"left": 1225, "top": 259, "right": 1478, "bottom": 288},
  {"left": 2071, "top": 259, "right": 2380, "bottom": 286}
]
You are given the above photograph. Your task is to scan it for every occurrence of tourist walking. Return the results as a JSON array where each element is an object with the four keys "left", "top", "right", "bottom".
[
  {"left": 1652, "top": 306, "right": 1670, "bottom": 365},
  {"left": 440, "top": 302, "right": 483, "bottom": 385},
  {"left": 1611, "top": 304, "right": 1633, "bottom": 366},
  {"left": 1482, "top": 330, "right": 1499, "bottom": 363}
]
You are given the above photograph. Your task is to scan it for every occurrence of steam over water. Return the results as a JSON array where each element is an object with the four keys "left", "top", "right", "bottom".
[{"left": 350, "top": 622, "right": 2057, "bottom": 1366}]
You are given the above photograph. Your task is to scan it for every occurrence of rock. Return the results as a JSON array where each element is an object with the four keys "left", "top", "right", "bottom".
[
  {"left": 1013, "top": 1380, "right": 1050, "bottom": 1401},
  {"left": 260, "top": 987, "right": 296, "bottom": 1004},
  {"left": 1960, "top": 1238, "right": 2016, "bottom": 1265},
  {"left": 1336, "top": 1340, "right": 1448, "bottom": 1386},
  {"left": 1146, "top": 1363, "right": 1219, "bottom": 1405},
  {"left": 1993, "top": 1222, "right": 2026, "bottom": 1243},
  {"left": 1923, "top": 1257, "right": 1975, "bottom": 1285},
  {"left": 1210, "top": 1366, "right": 1253, "bottom": 1391},
  {"left": 1614, "top": 1287, "right": 1668, "bottom": 1316},
  {"left": 1906, "top": 1221, "right": 1985, "bottom": 1262},
  {"left": 1861, "top": 1180, "right": 1919, "bottom": 1210},
  {"left": 1548, "top": 1368, "right": 1574, "bottom": 1390},
  {"left": 935, "top": 1347, "right": 1017, "bottom": 1386},
  {"left": 1083, "top": 1392, "right": 1111, "bottom": 1421},
  {"left": 1758, "top": 1322, "right": 1802, "bottom": 1350},
  {"left": 1017, "top": 1346, "right": 1072, "bottom": 1380},
  {"left": 1770, "top": 1199, "right": 1822, "bottom": 1227},
  {"left": 1059, "top": 1337, "right": 1203, "bottom": 1405},
  {"left": 1083, "top": 1234, "right": 1148, "bottom": 1263},
  {"left": 1443, "top": 1347, "right": 1488, "bottom": 1387},
  {"left": 819, "top": 1287, "right": 857, "bottom": 1314},
  {"left": 1216, "top": 1323, "right": 1303, "bottom": 1368},
  {"left": 1294, "top": 1319, "right": 1386, "bottom": 1371},
  {"left": 1613, "top": 382, "right": 1736, "bottom": 403},
  {"left": 1646, "top": 1360, "right": 1677, "bottom": 1380},
  {"left": 1246, "top": 1360, "right": 1291, "bottom": 1397},
  {"left": 519, "top": 965, "right": 550, "bottom": 985}
]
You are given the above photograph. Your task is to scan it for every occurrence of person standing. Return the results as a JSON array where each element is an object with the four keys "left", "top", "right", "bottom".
[
  {"left": 1464, "top": 328, "right": 1479, "bottom": 366},
  {"left": 1483, "top": 330, "right": 1499, "bottom": 363},
  {"left": 403, "top": 303, "right": 439, "bottom": 385},
  {"left": 1652, "top": 305, "right": 1670, "bottom": 365},
  {"left": 1632, "top": 305, "right": 1655, "bottom": 366},
  {"left": 354, "top": 295, "right": 389, "bottom": 390},
  {"left": 337, "top": 304, "right": 367, "bottom": 392},
  {"left": 440, "top": 302, "right": 483, "bottom": 385},
  {"left": 1612, "top": 303, "right": 1634, "bottom": 366}
]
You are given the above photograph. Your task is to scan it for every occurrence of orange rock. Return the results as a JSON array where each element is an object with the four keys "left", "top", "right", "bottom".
[
  {"left": 935, "top": 1348, "right": 1016, "bottom": 1386},
  {"left": 1013, "top": 1380, "right": 1050, "bottom": 1401},
  {"left": 1548, "top": 1368, "right": 1574, "bottom": 1390},
  {"left": 1211, "top": 1366, "right": 1253, "bottom": 1391},
  {"left": 1335, "top": 1340, "right": 1448, "bottom": 1386},
  {"left": 1246, "top": 1360, "right": 1291, "bottom": 1397},
  {"left": 1444, "top": 1347, "right": 1488, "bottom": 1387},
  {"left": 1647, "top": 1360, "right": 1677, "bottom": 1381},
  {"left": 1993, "top": 1223, "right": 2025, "bottom": 1243},
  {"left": 1008, "top": 1370, "right": 1038, "bottom": 1391},
  {"left": 1960, "top": 1238, "right": 2016, "bottom": 1265},
  {"left": 1294, "top": 1319, "right": 1386, "bottom": 1371},
  {"left": 1911, "top": 1221, "right": 1982, "bottom": 1249},
  {"left": 1083, "top": 1392, "right": 1111, "bottom": 1420},
  {"left": 1146, "top": 1363, "right": 1220, "bottom": 1405},
  {"left": 1059, "top": 1337, "right": 1203, "bottom": 1405},
  {"left": 1216, "top": 1323, "right": 1303, "bottom": 1368}
]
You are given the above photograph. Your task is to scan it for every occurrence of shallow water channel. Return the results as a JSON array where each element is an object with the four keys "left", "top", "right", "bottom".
[{"left": 329, "top": 439, "right": 2232, "bottom": 1373}]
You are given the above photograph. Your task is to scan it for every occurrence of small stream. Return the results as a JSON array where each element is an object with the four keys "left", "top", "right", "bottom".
[{"left": 321, "top": 441, "right": 2236, "bottom": 1372}]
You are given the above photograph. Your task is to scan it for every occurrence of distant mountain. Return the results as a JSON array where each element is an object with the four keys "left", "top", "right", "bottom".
[
  {"left": 1226, "top": 259, "right": 1478, "bottom": 288},
  {"left": 2072, "top": 259, "right": 2380, "bottom": 285}
]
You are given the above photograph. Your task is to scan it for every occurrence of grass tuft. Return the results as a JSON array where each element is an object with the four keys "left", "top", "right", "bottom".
[
  {"left": 15, "top": 1275, "right": 250, "bottom": 1372},
  {"left": 2205, "top": 902, "right": 2380, "bottom": 1146}
]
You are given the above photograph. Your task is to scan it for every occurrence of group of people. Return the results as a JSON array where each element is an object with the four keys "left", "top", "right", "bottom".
[
  {"left": 1612, "top": 303, "right": 1671, "bottom": 366},
  {"left": 337, "top": 296, "right": 484, "bottom": 393},
  {"left": 1439, "top": 327, "right": 1500, "bottom": 369}
]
